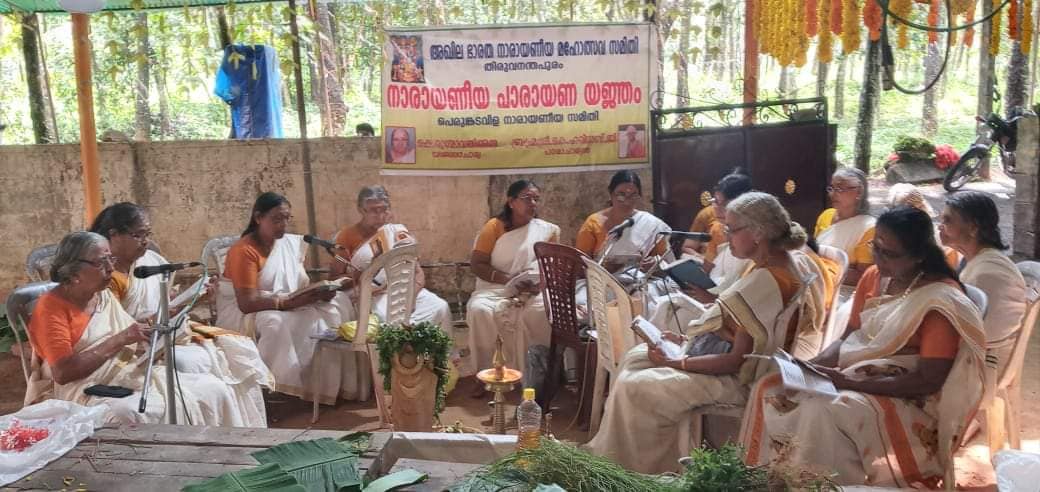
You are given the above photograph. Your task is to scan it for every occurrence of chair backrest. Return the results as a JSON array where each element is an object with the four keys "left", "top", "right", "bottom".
[
  {"left": 4, "top": 281, "right": 58, "bottom": 386},
  {"left": 964, "top": 284, "right": 989, "bottom": 318},
  {"left": 534, "top": 242, "right": 587, "bottom": 337},
  {"left": 202, "top": 235, "right": 240, "bottom": 279},
  {"left": 1001, "top": 261, "right": 1040, "bottom": 388},
  {"left": 816, "top": 245, "right": 849, "bottom": 347},
  {"left": 817, "top": 245, "right": 849, "bottom": 285},
  {"left": 769, "top": 271, "right": 817, "bottom": 357},
  {"left": 25, "top": 244, "right": 58, "bottom": 282},
  {"left": 583, "top": 257, "right": 636, "bottom": 371},
  {"left": 354, "top": 243, "right": 419, "bottom": 346}
]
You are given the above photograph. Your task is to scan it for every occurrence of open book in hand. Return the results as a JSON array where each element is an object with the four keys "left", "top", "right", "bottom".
[
  {"left": 662, "top": 257, "right": 716, "bottom": 290},
  {"left": 631, "top": 316, "right": 685, "bottom": 359},
  {"left": 503, "top": 271, "right": 540, "bottom": 296},
  {"left": 287, "top": 277, "right": 348, "bottom": 302},
  {"left": 761, "top": 349, "right": 839, "bottom": 397},
  {"left": 169, "top": 275, "right": 209, "bottom": 311}
]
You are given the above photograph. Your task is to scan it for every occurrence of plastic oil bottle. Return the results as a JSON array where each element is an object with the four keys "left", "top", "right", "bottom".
[{"left": 516, "top": 388, "right": 542, "bottom": 451}]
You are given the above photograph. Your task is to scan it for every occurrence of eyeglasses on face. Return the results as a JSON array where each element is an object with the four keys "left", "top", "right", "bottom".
[
  {"left": 724, "top": 224, "right": 748, "bottom": 236},
  {"left": 869, "top": 240, "right": 907, "bottom": 260},
  {"left": 612, "top": 191, "right": 641, "bottom": 201},
  {"left": 78, "top": 255, "right": 118, "bottom": 269},
  {"left": 826, "top": 185, "right": 860, "bottom": 194},
  {"left": 515, "top": 194, "right": 541, "bottom": 204}
]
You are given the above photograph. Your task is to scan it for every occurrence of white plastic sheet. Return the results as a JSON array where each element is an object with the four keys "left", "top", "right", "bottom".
[
  {"left": 994, "top": 450, "right": 1040, "bottom": 492},
  {"left": 0, "top": 400, "right": 108, "bottom": 486}
]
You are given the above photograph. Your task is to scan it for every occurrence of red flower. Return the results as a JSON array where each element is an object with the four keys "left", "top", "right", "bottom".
[{"left": 933, "top": 144, "right": 960, "bottom": 169}]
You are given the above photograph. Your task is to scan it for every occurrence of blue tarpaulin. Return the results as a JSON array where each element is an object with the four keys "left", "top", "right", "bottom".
[{"left": 214, "top": 45, "right": 284, "bottom": 139}]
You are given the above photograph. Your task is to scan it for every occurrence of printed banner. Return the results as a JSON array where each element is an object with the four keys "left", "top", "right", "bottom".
[{"left": 381, "top": 22, "right": 654, "bottom": 175}]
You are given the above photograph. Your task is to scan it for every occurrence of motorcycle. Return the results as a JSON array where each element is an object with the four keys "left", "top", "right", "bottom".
[{"left": 943, "top": 108, "right": 1031, "bottom": 192}]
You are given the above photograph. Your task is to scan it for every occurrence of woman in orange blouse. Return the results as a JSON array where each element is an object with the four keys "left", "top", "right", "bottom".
[
  {"left": 743, "top": 206, "right": 988, "bottom": 487},
  {"left": 574, "top": 170, "right": 669, "bottom": 264}
]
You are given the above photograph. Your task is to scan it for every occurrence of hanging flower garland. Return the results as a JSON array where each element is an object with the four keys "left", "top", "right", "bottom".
[
  {"left": 927, "top": 0, "right": 940, "bottom": 43},
  {"left": 1009, "top": 0, "right": 1020, "bottom": 41},
  {"left": 991, "top": 0, "right": 1003, "bottom": 55},
  {"left": 841, "top": 0, "right": 862, "bottom": 54},
  {"left": 1024, "top": 0, "right": 1034, "bottom": 53},
  {"left": 830, "top": 0, "right": 844, "bottom": 34},
  {"left": 890, "top": 0, "right": 914, "bottom": 49},
  {"left": 819, "top": 0, "right": 835, "bottom": 63},
  {"left": 807, "top": 0, "right": 819, "bottom": 37},
  {"left": 863, "top": 0, "right": 883, "bottom": 41},
  {"left": 964, "top": 1, "right": 976, "bottom": 47}
]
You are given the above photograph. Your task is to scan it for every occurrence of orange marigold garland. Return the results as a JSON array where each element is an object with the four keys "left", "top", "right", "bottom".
[
  {"left": 964, "top": 1, "right": 976, "bottom": 47},
  {"left": 831, "top": 0, "right": 844, "bottom": 34},
  {"left": 1024, "top": 0, "right": 1034, "bottom": 53},
  {"left": 864, "top": 0, "right": 883, "bottom": 41},
  {"left": 842, "top": 0, "right": 861, "bottom": 53},
  {"left": 819, "top": 0, "right": 835, "bottom": 63},
  {"left": 890, "top": 0, "right": 913, "bottom": 48},
  {"left": 1009, "top": 0, "right": 1020, "bottom": 41},
  {"left": 991, "top": 0, "right": 1002, "bottom": 55},
  {"left": 927, "top": 0, "right": 940, "bottom": 44},
  {"left": 807, "top": 0, "right": 819, "bottom": 37}
]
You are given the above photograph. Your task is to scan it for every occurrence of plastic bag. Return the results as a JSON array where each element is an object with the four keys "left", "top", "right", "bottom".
[
  {"left": 0, "top": 400, "right": 108, "bottom": 486},
  {"left": 993, "top": 450, "right": 1040, "bottom": 492}
]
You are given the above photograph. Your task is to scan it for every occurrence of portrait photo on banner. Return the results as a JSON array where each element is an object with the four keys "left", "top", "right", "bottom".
[
  {"left": 617, "top": 123, "right": 647, "bottom": 159},
  {"left": 390, "top": 35, "right": 425, "bottom": 83},
  {"left": 385, "top": 126, "right": 417, "bottom": 164}
]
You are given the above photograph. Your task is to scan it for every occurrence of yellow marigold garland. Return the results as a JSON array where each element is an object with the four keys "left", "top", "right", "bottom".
[
  {"left": 841, "top": 0, "right": 861, "bottom": 54},
  {"left": 964, "top": 1, "right": 976, "bottom": 47},
  {"left": 890, "top": 0, "right": 913, "bottom": 49},
  {"left": 991, "top": 0, "right": 1002, "bottom": 55},
  {"left": 1024, "top": 0, "right": 1034, "bottom": 53},
  {"left": 819, "top": 0, "right": 835, "bottom": 63}
]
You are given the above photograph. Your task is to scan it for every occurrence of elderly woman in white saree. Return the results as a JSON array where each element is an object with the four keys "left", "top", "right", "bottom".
[
  {"left": 90, "top": 203, "right": 270, "bottom": 427},
  {"left": 742, "top": 206, "right": 988, "bottom": 488},
  {"left": 331, "top": 186, "right": 452, "bottom": 330},
  {"left": 462, "top": 180, "right": 560, "bottom": 382},
  {"left": 217, "top": 192, "right": 366, "bottom": 405},
  {"left": 27, "top": 232, "right": 254, "bottom": 426},
  {"left": 940, "top": 191, "right": 1026, "bottom": 375},
  {"left": 815, "top": 167, "right": 875, "bottom": 286},
  {"left": 586, "top": 192, "right": 826, "bottom": 474}
]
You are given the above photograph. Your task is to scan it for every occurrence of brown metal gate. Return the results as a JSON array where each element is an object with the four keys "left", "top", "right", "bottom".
[{"left": 651, "top": 98, "right": 836, "bottom": 237}]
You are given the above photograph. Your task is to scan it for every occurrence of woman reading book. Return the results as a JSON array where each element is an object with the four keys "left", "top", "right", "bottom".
[
  {"left": 585, "top": 192, "right": 825, "bottom": 474},
  {"left": 741, "top": 206, "right": 986, "bottom": 487},
  {"left": 217, "top": 192, "right": 368, "bottom": 405},
  {"left": 90, "top": 202, "right": 271, "bottom": 427}
]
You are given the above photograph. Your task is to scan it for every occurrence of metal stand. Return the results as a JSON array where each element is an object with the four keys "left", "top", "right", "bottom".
[{"left": 138, "top": 272, "right": 178, "bottom": 424}]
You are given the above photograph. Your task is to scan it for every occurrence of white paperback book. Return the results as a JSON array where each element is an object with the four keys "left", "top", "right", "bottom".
[
  {"left": 631, "top": 315, "right": 685, "bottom": 359},
  {"left": 770, "top": 348, "right": 839, "bottom": 397}
]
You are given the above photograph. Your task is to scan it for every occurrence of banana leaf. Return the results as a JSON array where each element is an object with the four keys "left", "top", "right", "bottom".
[
  {"left": 252, "top": 438, "right": 363, "bottom": 492},
  {"left": 362, "top": 469, "right": 427, "bottom": 492},
  {"left": 181, "top": 463, "right": 306, "bottom": 492}
]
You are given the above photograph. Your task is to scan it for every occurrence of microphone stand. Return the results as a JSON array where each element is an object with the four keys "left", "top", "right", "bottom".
[{"left": 138, "top": 271, "right": 178, "bottom": 424}]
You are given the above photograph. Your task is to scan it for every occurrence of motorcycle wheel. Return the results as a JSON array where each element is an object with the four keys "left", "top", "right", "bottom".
[{"left": 944, "top": 147, "right": 988, "bottom": 192}]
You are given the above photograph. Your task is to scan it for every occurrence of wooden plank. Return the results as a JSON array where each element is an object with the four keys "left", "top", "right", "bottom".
[
  {"left": 2, "top": 469, "right": 186, "bottom": 492},
  {"left": 384, "top": 459, "right": 480, "bottom": 491},
  {"left": 44, "top": 456, "right": 253, "bottom": 479},
  {"left": 91, "top": 424, "right": 389, "bottom": 456},
  {"left": 63, "top": 443, "right": 266, "bottom": 466}
]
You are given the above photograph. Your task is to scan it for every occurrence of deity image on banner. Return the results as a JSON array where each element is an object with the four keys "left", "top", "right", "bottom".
[
  {"left": 618, "top": 123, "right": 646, "bottom": 159},
  {"left": 390, "top": 35, "right": 425, "bottom": 84}
]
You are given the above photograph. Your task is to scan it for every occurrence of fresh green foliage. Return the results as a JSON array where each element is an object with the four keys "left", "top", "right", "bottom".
[
  {"left": 251, "top": 437, "right": 362, "bottom": 492},
  {"left": 362, "top": 469, "right": 428, "bottom": 492},
  {"left": 893, "top": 135, "right": 937, "bottom": 158},
  {"left": 181, "top": 463, "right": 307, "bottom": 492},
  {"left": 372, "top": 321, "right": 453, "bottom": 416},
  {"left": 0, "top": 304, "right": 26, "bottom": 354},
  {"left": 676, "top": 444, "right": 767, "bottom": 491}
]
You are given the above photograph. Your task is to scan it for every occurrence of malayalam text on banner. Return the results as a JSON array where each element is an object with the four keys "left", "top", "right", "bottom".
[{"left": 380, "top": 22, "right": 655, "bottom": 175}]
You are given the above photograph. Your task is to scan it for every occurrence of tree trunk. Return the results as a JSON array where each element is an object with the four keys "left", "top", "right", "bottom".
[
  {"left": 216, "top": 7, "right": 233, "bottom": 48},
  {"left": 133, "top": 13, "right": 151, "bottom": 141},
  {"left": 315, "top": 2, "right": 347, "bottom": 136},
  {"left": 854, "top": 40, "right": 882, "bottom": 173},
  {"left": 154, "top": 67, "right": 171, "bottom": 139},
  {"left": 977, "top": 0, "right": 995, "bottom": 179},
  {"left": 817, "top": 59, "right": 829, "bottom": 99},
  {"left": 676, "top": 0, "right": 692, "bottom": 107},
  {"left": 1006, "top": 29, "right": 1029, "bottom": 116},
  {"left": 922, "top": 42, "right": 940, "bottom": 137},
  {"left": 20, "top": 13, "right": 55, "bottom": 144},
  {"left": 835, "top": 55, "right": 846, "bottom": 118},
  {"left": 779, "top": 66, "right": 789, "bottom": 98},
  {"left": 1030, "top": 0, "right": 1040, "bottom": 106}
]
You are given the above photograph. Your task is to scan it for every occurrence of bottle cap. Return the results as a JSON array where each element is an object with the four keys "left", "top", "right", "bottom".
[{"left": 523, "top": 388, "right": 535, "bottom": 401}]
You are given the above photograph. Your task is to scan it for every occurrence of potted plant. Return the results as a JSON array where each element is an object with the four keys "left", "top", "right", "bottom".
[{"left": 373, "top": 321, "right": 452, "bottom": 431}]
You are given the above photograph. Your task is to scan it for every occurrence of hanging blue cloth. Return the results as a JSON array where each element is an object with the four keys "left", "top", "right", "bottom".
[{"left": 214, "top": 44, "right": 284, "bottom": 139}]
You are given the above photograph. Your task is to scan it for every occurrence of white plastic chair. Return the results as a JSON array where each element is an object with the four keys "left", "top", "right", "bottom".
[
  {"left": 4, "top": 281, "right": 58, "bottom": 406},
  {"left": 310, "top": 243, "right": 418, "bottom": 427},
  {"left": 202, "top": 235, "right": 239, "bottom": 326},
  {"left": 982, "top": 261, "right": 1040, "bottom": 456},
  {"left": 682, "top": 271, "right": 817, "bottom": 451},
  {"left": 817, "top": 245, "right": 849, "bottom": 347},
  {"left": 964, "top": 284, "right": 989, "bottom": 318},
  {"left": 582, "top": 256, "right": 638, "bottom": 436},
  {"left": 25, "top": 244, "right": 58, "bottom": 283}
]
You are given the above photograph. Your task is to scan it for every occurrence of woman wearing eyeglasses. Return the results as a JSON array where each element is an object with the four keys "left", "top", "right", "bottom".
[
  {"left": 217, "top": 192, "right": 367, "bottom": 406},
  {"left": 25, "top": 232, "right": 249, "bottom": 425},
  {"left": 815, "top": 167, "right": 875, "bottom": 285},
  {"left": 462, "top": 179, "right": 560, "bottom": 383},
  {"left": 575, "top": 170, "right": 670, "bottom": 262},
  {"left": 331, "top": 185, "right": 453, "bottom": 331},
  {"left": 88, "top": 202, "right": 271, "bottom": 426},
  {"left": 743, "top": 206, "right": 987, "bottom": 487},
  {"left": 586, "top": 192, "right": 826, "bottom": 474}
]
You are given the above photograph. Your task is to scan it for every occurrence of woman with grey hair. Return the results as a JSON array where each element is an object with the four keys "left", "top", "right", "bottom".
[
  {"left": 815, "top": 167, "right": 875, "bottom": 285},
  {"left": 587, "top": 192, "right": 827, "bottom": 474},
  {"left": 25, "top": 232, "right": 250, "bottom": 426},
  {"left": 331, "top": 185, "right": 453, "bottom": 332}
]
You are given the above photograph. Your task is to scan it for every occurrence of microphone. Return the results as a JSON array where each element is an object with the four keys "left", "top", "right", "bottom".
[
  {"left": 134, "top": 262, "right": 202, "bottom": 279},
  {"left": 607, "top": 217, "right": 636, "bottom": 237},
  {"left": 303, "top": 234, "right": 344, "bottom": 251},
  {"left": 658, "top": 231, "right": 713, "bottom": 242}
]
